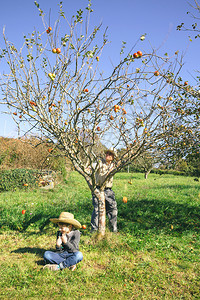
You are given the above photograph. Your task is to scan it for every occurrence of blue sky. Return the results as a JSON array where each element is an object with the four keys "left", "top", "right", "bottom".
[{"left": 0, "top": 0, "right": 199, "bottom": 137}]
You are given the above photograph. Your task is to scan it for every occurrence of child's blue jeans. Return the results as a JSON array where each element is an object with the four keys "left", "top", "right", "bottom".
[{"left": 44, "top": 250, "right": 83, "bottom": 269}]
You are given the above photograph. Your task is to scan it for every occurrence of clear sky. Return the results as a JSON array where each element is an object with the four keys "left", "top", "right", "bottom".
[{"left": 0, "top": 0, "right": 199, "bottom": 137}]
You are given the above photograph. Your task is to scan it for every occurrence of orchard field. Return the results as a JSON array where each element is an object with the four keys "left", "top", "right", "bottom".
[{"left": 0, "top": 172, "right": 199, "bottom": 299}]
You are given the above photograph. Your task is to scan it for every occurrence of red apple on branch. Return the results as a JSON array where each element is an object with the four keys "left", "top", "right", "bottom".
[
  {"left": 154, "top": 71, "right": 160, "bottom": 76},
  {"left": 46, "top": 27, "right": 52, "bottom": 34},
  {"left": 29, "top": 101, "right": 37, "bottom": 106},
  {"left": 114, "top": 105, "right": 120, "bottom": 112},
  {"left": 56, "top": 48, "right": 61, "bottom": 54}
]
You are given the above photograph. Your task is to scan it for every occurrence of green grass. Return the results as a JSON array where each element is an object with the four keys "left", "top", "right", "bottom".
[{"left": 0, "top": 172, "right": 199, "bottom": 299}]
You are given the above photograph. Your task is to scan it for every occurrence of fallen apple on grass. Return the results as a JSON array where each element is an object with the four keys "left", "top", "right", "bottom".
[{"left": 122, "top": 197, "right": 128, "bottom": 203}]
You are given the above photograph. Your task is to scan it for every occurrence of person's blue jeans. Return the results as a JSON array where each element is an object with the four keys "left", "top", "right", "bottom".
[{"left": 44, "top": 250, "right": 83, "bottom": 269}]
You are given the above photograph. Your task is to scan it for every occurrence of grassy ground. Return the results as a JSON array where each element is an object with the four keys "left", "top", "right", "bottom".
[{"left": 0, "top": 172, "right": 199, "bottom": 299}]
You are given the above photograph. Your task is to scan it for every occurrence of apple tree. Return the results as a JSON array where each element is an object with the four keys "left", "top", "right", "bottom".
[
  {"left": 0, "top": 1, "right": 196, "bottom": 235},
  {"left": 177, "top": 0, "right": 200, "bottom": 40}
]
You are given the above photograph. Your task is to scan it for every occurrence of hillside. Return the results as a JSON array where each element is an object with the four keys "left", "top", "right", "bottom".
[{"left": 0, "top": 136, "right": 72, "bottom": 172}]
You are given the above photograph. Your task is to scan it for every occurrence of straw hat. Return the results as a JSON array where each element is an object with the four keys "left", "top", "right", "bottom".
[{"left": 50, "top": 212, "right": 82, "bottom": 229}]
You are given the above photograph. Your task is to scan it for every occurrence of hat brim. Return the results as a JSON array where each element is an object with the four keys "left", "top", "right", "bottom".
[{"left": 50, "top": 218, "right": 82, "bottom": 229}]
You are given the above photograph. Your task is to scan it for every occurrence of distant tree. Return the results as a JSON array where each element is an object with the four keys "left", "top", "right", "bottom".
[
  {"left": 134, "top": 153, "right": 155, "bottom": 179},
  {"left": 122, "top": 150, "right": 158, "bottom": 179},
  {"left": 174, "top": 159, "right": 189, "bottom": 173},
  {"left": 185, "top": 152, "right": 200, "bottom": 176},
  {"left": 0, "top": 1, "right": 198, "bottom": 235}
]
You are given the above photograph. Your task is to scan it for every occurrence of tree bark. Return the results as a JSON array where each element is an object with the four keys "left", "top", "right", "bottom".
[
  {"left": 144, "top": 169, "right": 152, "bottom": 179},
  {"left": 94, "top": 188, "right": 106, "bottom": 236}
]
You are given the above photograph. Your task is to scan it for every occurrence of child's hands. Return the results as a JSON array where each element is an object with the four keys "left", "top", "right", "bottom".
[
  {"left": 56, "top": 235, "right": 62, "bottom": 247},
  {"left": 57, "top": 224, "right": 71, "bottom": 245},
  {"left": 61, "top": 233, "right": 67, "bottom": 244}
]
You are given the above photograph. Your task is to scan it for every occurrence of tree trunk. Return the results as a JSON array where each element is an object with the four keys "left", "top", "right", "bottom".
[
  {"left": 94, "top": 188, "right": 106, "bottom": 236},
  {"left": 144, "top": 169, "right": 152, "bottom": 179}
]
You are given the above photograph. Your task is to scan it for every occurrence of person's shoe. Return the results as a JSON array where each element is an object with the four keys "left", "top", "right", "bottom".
[
  {"left": 69, "top": 265, "right": 76, "bottom": 271},
  {"left": 43, "top": 264, "right": 60, "bottom": 271}
]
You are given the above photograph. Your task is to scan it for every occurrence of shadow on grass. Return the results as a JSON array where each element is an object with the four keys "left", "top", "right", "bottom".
[
  {"left": 1, "top": 193, "right": 199, "bottom": 235},
  {"left": 0, "top": 213, "right": 53, "bottom": 232},
  {"left": 118, "top": 198, "right": 200, "bottom": 234},
  {"left": 11, "top": 247, "right": 45, "bottom": 255},
  {"left": 11, "top": 247, "right": 48, "bottom": 265},
  {"left": 0, "top": 198, "right": 93, "bottom": 232}
]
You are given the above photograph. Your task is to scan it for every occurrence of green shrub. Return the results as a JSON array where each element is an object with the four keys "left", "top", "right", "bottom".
[
  {"left": 0, "top": 169, "right": 38, "bottom": 192},
  {"left": 121, "top": 166, "right": 187, "bottom": 176},
  {"left": 151, "top": 169, "right": 186, "bottom": 176}
]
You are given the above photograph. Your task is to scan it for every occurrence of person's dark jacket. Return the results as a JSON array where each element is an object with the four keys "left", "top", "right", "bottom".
[{"left": 56, "top": 230, "right": 81, "bottom": 252}]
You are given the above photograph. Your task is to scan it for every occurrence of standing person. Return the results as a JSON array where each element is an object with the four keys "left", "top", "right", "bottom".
[
  {"left": 91, "top": 149, "right": 118, "bottom": 233},
  {"left": 43, "top": 212, "right": 83, "bottom": 271}
]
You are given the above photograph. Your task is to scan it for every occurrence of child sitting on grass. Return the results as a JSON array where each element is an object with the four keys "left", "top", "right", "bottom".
[{"left": 43, "top": 212, "right": 83, "bottom": 271}]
